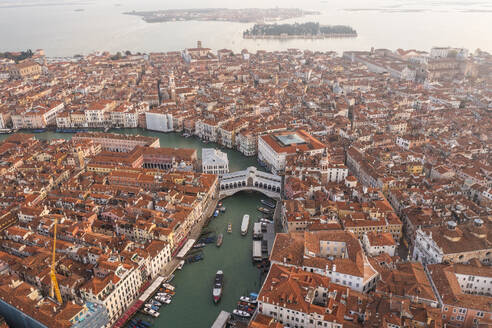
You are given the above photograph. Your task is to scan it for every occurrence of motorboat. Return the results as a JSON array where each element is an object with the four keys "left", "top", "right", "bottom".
[
  {"left": 193, "top": 243, "right": 206, "bottom": 249},
  {"left": 240, "top": 296, "right": 258, "bottom": 304},
  {"left": 216, "top": 233, "right": 223, "bottom": 247},
  {"left": 212, "top": 270, "right": 224, "bottom": 304},
  {"left": 227, "top": 223, "right": 232, "bottom": 233},
  {"left": 162, "top": 283, "right": 175, "bottom": 291},
  {"left": 144, "top": 304, "right": 160, "bottom": 311},
  {"left": 155, "top": 296, "right": 171, "bottom": 304},
  {"left": 258, "top": 207, "right": 271, "bottom": 214},
  {"left": 232, "top": 309, "right": 251, "bottom": 318},
  {"left": 260, "top": 199, "right": 276, "bottom": 208},
  {"left": 241, "top": 214, "right": 250, "bottom": 236},
  {"left": 143, "top": 308, "right": 160, "bottom": 317},
  {"left": 186, "top": 254, "right": 203, "bottom": 263},
  {"left": 150, "top": 300, "right": 162, "bottom": 307}
]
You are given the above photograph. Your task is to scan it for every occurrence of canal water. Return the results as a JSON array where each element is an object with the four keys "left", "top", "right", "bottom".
[
  {"left": 136, "top": 191, "right": 265, "bottom": 327},
  {"left": 0, "top": 129, "right": 267, "bottom": 327}
]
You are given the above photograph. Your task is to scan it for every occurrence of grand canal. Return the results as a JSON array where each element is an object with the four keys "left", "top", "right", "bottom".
[{"left": 0, "top": 129, "right": 268, "bottom": 327}]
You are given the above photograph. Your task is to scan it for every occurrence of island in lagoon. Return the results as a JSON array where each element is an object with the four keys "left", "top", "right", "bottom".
[
  {"left": 243, "top": 22, "right": 357, "bottom": 39},
  {"left": 124, "top": 8, "right": 319, "bottom": 23}
]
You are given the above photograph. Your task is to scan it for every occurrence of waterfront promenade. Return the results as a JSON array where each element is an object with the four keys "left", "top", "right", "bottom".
[{"left": 160, "top": 194, "right": 219, "bottom": 278}]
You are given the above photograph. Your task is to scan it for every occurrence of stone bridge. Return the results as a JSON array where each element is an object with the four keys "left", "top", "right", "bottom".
[{"left": 219, "top": 166, "right": 282, "bottom": 200}]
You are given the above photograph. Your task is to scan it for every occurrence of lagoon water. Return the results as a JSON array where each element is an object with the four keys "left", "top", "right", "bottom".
[{"left": 0, "top": 0, "right": 490, "bottom": 56}]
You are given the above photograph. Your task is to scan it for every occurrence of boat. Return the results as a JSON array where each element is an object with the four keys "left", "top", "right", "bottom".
[
  {"left": 0, "top": 129, "right": 12, "bottom": 134},
  {"left": 177, "top": 260, "right": 185, "bottom": 270},
  {"left": 155, "top": 296, "right": 171, "bottom": 304},
  {"left": 187, "top": 254, "right": 203, "bottom": 263},
  {"left": 237, "top": 304, "right": 256, "bottom": 313},
  {"left": 32, "top": 129, "right": 46, "bottom": 133},
  {"left": 212, "top": 270, "right": 224, "bottom": 303},
  {"left": 162, "top": 283, "right": 175, "bottom": 291},
  {"left": 260, "top": 218, "right": 274, "bottom": 224},
  {"left": 143, "top": 308, "right": 160, "bottom": 317},
  {"left": 199, "top": 236, "right": 216, "bottom": 244},
  {"left": 137, "top": 320, "right": 152, "bottom": 328},
  {"left": 213, "top": 209, "right": 220, "bottom": 217},
  {"left": 104, "top": 127, "right": 110, "bottom": 132},
  {"left": 258, "top": 207, "right": 271, "bottom": 214},
  {"left": 150, "top": 300, "right": 162, "bottom": 306},
  {"left": 144, "top": 304, "right": 160, "bottom": 311},
  {"left": 56, "top": 128, "right": 88, "bottom": 133},
  {"left": 216, "top": 233, "right": 223, "bottom": 247},
  {"left": 260, "top": 199, "right": 276, "bottom": 209},
  {"left": 219, "top": 206, "right": 226, "bottom": 212},
  {"left": 218, "top": 202, "right": 223, "bottom": 207},
  {"left": 240, "top": 296, "right": 258, "bottom": 304},
  {"left": 155, "top": 294, "right": 171, "bottom": 300},
  {"left": 193, "top": 242, "right": 206, "bottom": 249},
  {"left": 232, "top": 309, "right": 251, "bottom": 318},
  {"left": 227, "top": 223, "right": 232, "bottom": 233},
  {"left": 241, "top": 214, "right": 250, "bottom": 236}
]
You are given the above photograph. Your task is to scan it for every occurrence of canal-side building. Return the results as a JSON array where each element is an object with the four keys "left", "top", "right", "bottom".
[
  {"left": 257, "top": 264, "right": 364, "bottom": 328},
  {"left": 80, "top": 263, "right": 143, "bottom": 327},
  {"left": 145, "top": 110, "right": 174, "bottom": 132},
  {"left": 202, "top": 148, "right": 229, "bottom": 177},
  {"left": 141, "top": 146, "right": 197, "bottom": 171},
  {"left": 237, "top": 129, "right": 258, "bottom": 156},
  {"left": 270, "top": 231, "right": 379, "bottom": 293},
  {"left": 258, "top": 130, "right": 325, "bottom": 174},
  {"left": 72, "top": 132, "right": 160, "bottom": 152},
  {"left": 144, "top": 240, "right": 172, "bottom": 279}
]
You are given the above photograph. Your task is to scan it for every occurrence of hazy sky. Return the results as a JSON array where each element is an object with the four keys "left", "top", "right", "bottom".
[{"left": 0, "top": 0, "right": 490, "bottom": 55}]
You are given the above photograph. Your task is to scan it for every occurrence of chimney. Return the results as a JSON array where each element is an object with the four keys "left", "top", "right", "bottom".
[{"left": 447, "top": 221, "right": 457, "bottom": 230}]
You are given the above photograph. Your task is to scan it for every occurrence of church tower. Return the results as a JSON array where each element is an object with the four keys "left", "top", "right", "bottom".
[{"left": 169, "top": 70, "right": 176, "bottom": 101}]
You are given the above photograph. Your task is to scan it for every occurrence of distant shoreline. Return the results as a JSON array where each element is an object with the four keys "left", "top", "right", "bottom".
[{"left": 124, "top": 8, "right": 320, "bottom": 24}]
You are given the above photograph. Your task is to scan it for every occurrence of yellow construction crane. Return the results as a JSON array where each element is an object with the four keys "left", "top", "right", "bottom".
[{"left": 51, "top": 218, "right": 63, "bottom": 304}]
